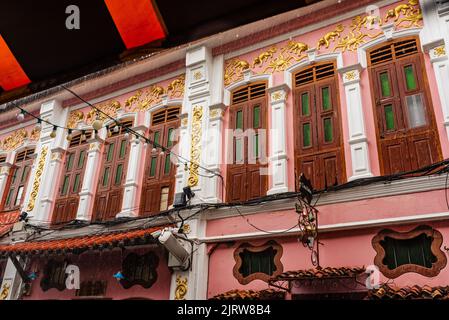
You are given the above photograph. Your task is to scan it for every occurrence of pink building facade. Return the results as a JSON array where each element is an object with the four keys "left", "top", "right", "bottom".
[{"left": 1, "top": 0, "right": 449, "bottom": 300}]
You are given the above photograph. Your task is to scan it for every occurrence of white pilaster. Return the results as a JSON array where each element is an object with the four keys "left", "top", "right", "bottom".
[
  {"left": 267, "top": 84, "right": 289, "bottom": 195},
  {"left": 424, "top": 41, "right": 449, "bottom": 141},
  {"left": 27, "top": 99, "right": 66, "bottom": 224},
  {"left": 169, "top": 216, "right": 208, "bottom": 300},
  {"left": 338, "top": 64, "right": 373, "bottom": 180},
  {"left": 76, "top": 136, "right": 104, "bottom": 221},
  {"left": 0, "top": 258, "right": 24, "bottom": 300},
  {"left": 185, "top": 45, "right": 213, "bottom": 203},
  {"left": 118, "top": 125, "right": 147, "bottom": 218}
]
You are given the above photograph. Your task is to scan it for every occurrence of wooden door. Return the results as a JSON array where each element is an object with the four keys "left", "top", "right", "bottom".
[
  {"left": 294, "top": 63, "right": 345, "bottom": 191},
  {"left": 93, "top": 131, "right": 130, "bottom": 221},
  {"left": 226, "top": 96, "right": 268, "bottom": 202},
  {"left": 369, "top": 39, "right": 442, "bottom": 175}
]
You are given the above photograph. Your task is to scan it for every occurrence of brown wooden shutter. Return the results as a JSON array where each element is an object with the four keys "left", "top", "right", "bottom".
[
  {"left": 226, "top": 82, "right": 268, "bottom": 202},
  {"left": 294, "top": 62, "right": 345, "bottom": 191},
  {"left": 140, "top": 107, "right": 180, "bottom": 216},
  {"left": 368, "top": 37, "right": 442, "bottom": 175}
]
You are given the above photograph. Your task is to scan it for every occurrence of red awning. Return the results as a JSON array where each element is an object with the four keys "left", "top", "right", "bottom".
[{"left": 0, "top": 225, "right": 167, "bottom": 257}]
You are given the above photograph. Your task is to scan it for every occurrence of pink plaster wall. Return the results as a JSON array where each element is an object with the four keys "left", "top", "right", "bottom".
[
  {"left": 207, "top": 189, "right": 449, "bottom": 237},
  {"left": 207, "top": 222, "right": 449, "bottom": 298},
  {"left": 23, "top": 247, "right": 171, "bottom": 300}
]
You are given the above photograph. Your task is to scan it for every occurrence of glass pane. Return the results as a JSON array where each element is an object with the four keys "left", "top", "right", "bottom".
[
  {"left": 5, "top": 188, "right": 14, "bottom": 206},
  {"left": 167, "top": 128, "right": 174, "bottom": 147},
  {"left": 153, "top": 131, "right": 160, "bottom": 146},
  {"left": 107, "top": 143, "right": 115, "bottom": 162},
  {"left": 77, "top": 151, "right": 85, "bottom": 168},
  {"left": 236, "top": 110, "right": 243, "bottom": 130},
  {"left": 324, "top": 118, "right": 333, "bottom": 142},
  {"left": 61, "top": 176, "right": 69, "bottom": 195},
  {"left": 164, "top": 154, "right": 171, "bottom": 174},
  {"left": 150, "top": 157, "right": 157, "bottom": 177},
  {"left": 66, "top": 153, "right": 74, "bottom": 170},
  {"left": 73, "top": 174, "right": 80, "bottom": 193},
  {"left": 235, "top": 138, "right": 243, "bottom": 162},
  {"left": 160, "top": 187, "right": 169, "bottom": 211},
  {"left": 322, "top": 87, "right": 331, "bottom": 110},
  {"left": 10, "top": 168, "right": 17, "bottom": 184},
  {"left": 253, "top": 106, "right": 260, "bottom": 128},
  {"left": 102, "top": 167, "right": 110, "bottom": 187},
  {"left": 119, "top": 140, "right": 127, "bottom": 159},
  {"left": 406, "top": 94, "right": 426, "bottom": 128},
  {"left": 380, "top": 72, "right": 391, "bottom": 97},
  {"left": 21, "top": 165, "right": 29, "bottom": 183},
  {"left": 115, "top": 164, "right": 123, "bottom": 185},
  {"left": 253, "top": 134, "right": 259, "bottom": 158},
  {"left": 384, "top": 105, "right": 395, "bottom": 130},
  {"left": 301, "top": 92, "right": 310, "bottom": 116},
  {"left": 404, "top": 65, "right": 417, "bottom": 91},
  {"left": 303, "top": 123, "right": 311, "bottom": 147},
  {"left": 15, "top": 186, "right": 24, "bottom": 206}
]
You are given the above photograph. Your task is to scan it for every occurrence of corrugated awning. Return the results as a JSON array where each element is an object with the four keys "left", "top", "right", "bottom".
[{"left": 0, "top": 225, "right": 166, "bottom": 258}]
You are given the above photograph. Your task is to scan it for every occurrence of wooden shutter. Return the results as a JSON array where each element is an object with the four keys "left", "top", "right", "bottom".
[
  {"left": 1, "top": 148, "right": 34, "bottom": 211},
  {"left": 93, "top": 121, "right": 132, "bottom": 221},
  {"left": 368, "top": 37, "right": 442, "bottom": 175},
  {"left": 52, "top": 134, "right": 89, "bottom": 224},
  {"left": 227, "top": 82, "right": 268, "bottom": 202},
  {"left": 141, "top": 107, "right": 180, "bottom": 216},
  {"left": 294, "top": 62, "right": 345, "bottom": 191}
]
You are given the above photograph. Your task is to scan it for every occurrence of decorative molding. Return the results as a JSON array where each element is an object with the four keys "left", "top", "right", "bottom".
[
  {"left": 384, "top": 0, "right": 422, "bottom": 28},
  {"left": 233, "top": 240, "right": 283, "bottom": 285},
  {"left": 188, "top": 105, "right": 203, "bottom": 187},
  {"left": 0, "top": 129, "right": 28, "bottom": 152},
  {"left": 125, "top": 75, "right": 185, "bottom": 111},
  {"left": 174, "top": 275, "right": 188, "bottom": 300},
  {"left": 372, "top": 225, "right": 447, "bottom": 279},
  {"left": 86, "top": 100, "right": 121, "bottom": 123},
  {"left": 26, "top": 146, "right": 48, "bottom": 211},
  {"left": 66, "top": 110, "right": 85, "bottom": 129}
]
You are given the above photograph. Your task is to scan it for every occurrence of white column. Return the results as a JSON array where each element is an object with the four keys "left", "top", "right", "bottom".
[
  {"left": 76, "top": 136, "right": 104, "bottom": 221},
  {"left": 118, "top": 125, "right": 147, "bottom": 218},
  {"left": 169, "top": 216, "right": 208, "bottom": 300},
  {"left": 185, "top": 45, "right": 213, "bottom": 203},
  {"left": 26, "top": 99, "right": 66, "bottom": 224},
  {"left": 425, "top": 42, "right": 449, "bottom": 141},
  {"left": 174, "top": 113, "right": 190, "bottom": 195},
  {"left": 267, "top": 84, "right": 289, "bottom": 194},
  {"left": 338, "top": 64, "right": 373, "bottom": 180}
]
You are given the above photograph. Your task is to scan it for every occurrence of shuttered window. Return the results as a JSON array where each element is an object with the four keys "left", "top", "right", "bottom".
[
  {"left": 93, "top": 119, "right": 133, "bottom": 222},
  {"left": 368, "top": 37, "right": 442, "bottom": 175},
  {"left": 294, "top": 62, "right": 345, "bottom": 191},
  {"left": 2, "top": 148, "right": 35, "bottom": 211},
  {"left": 141, "top": 107, "right": 180, "bottom": 216},
  {"left": 53, "top": 133, "right": 89, "bottom": 224},
  {"left": 227, "top": 83, "right": 268, "bottom": 203}
]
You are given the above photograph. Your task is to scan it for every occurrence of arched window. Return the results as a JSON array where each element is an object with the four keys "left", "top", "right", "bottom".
[
  {"left": 53, "top": 133, "right": 91, "bottom": 224},
  {"left": 140, "top": 106, "right": 180, "bottom": 215},
  {"left": 293, "top": 61, "right": 345, "bottom": 191},
  {"left": 1, "top": 147, "right": 35, "bottom": 211},
  {"left": 227, "top": 82, "right": 268, "bottom": 202},
  {"left": 93, "top": 120, "right": 133, "bottom": 221},
  {"left": 368, "top": 37, "right": 442, "bottom": 174}
]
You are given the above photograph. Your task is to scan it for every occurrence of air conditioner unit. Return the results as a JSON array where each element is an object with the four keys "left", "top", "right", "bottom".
[{"left": 158, "top": 228, "right": 191, "bottom": 270}]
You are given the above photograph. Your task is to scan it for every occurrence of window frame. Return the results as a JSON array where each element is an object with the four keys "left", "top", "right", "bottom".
[
  {"left": 1, "top": 148, "right": 35, "bottom": 211},
  {"left": 372, "top": 225, "right": 447, "bottom": 279},
  {"left": 233, "top": 240, "right": 283, "bottom": 285}
]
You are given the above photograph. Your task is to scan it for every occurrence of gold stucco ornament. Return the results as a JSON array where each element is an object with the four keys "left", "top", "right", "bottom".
[{"left": 175, "top": 275, "right": 188, "bottom": 300}]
